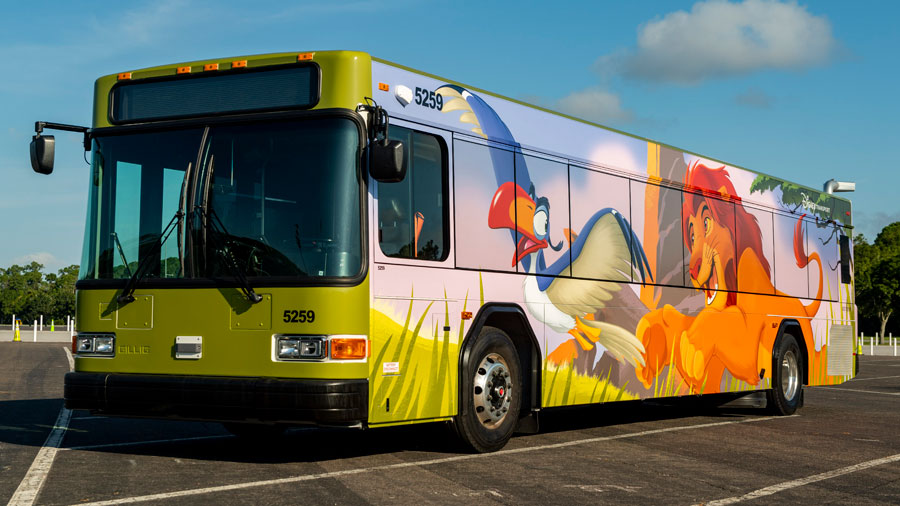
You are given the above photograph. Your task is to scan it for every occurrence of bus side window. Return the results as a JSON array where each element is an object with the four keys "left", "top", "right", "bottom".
[
  {"left": 840, "top": 234, "right": 851, "bottom": 284},
  {"left": 377, "top": 126, "right": 448, "bottom": 261}
]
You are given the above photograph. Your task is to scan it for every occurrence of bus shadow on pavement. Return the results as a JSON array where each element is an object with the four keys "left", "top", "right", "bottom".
[
  {"left": 0, "top": 398, "right": 67, "bottom": 447},
  {"left": 11, "top": 394, "right": 771, "bottom": 464}
]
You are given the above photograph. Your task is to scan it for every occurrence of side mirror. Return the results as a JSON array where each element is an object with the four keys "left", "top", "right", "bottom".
[
  {"left": 30, "top": 135, "right": 55, "bottom": 175},
  {"left": 370, "top": 140, "right": 406, "bottom": 183}
]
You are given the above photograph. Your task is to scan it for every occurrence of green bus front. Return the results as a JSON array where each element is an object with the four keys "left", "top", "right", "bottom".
[{"left": 65, "top": 51, "right": 377, "bottom": 427}]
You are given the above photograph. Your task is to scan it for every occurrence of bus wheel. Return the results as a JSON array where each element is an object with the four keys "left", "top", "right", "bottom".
[
  {"left": 455, "top": 326, "right": 521, "bottom": 453},
  {"left": 766, "top": 334, "right": 803, "bottom": 415}
]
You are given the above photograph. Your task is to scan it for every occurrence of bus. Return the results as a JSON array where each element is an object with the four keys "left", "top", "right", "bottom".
[{"left": 31, "top": 50, "right": 856, "bottom": 453}]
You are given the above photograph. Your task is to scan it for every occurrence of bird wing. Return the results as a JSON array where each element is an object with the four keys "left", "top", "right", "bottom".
[
  {"left": 545, "top": 210, "right": 649, "bottom": 365},
  {"left": 544, "top": 211, "right": 636, "bottom": 315}
]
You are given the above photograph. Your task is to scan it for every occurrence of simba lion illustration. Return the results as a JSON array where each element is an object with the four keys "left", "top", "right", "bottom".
[{"left": 635, "top": 162, "right": 822, "bottom": 393}]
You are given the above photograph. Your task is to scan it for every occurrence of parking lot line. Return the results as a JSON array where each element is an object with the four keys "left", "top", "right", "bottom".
[
  {"left": 818, "top": 386, "right": 900, "bottom": 397},
  {"left": 64, "top": 435, "right": 233, "bottom": 451},
  {"left": 699, "top": 453, "right": 900, "bottom": 505},
  {"left": 7, "top": 348, "right": 74, "bottom": 506},
  {"left": 66, "top": 415, "right": 789, "bottom": 506},
  {"left": 847, "top": 375, "right": 900, "bottom": 382}
]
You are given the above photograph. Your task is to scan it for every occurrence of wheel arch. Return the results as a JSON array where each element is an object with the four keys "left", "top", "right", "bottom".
[
  {"left": 459, "top": 303, "right": 541, "bottom": 418},
  {"left": 774, "top": 319, "right": 809, "bottom": 385}
]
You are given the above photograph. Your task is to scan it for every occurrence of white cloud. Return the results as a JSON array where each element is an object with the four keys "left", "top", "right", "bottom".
[
  {"left": 553, "top": 88, "right": 634, "bottom": 124},
  {"left": 12, "top": 252, "right": 61, "bottom": 270},
  {"left": 523, "top": 88, "right": 633, "bottom": 126},
  {"left": 853, "top": 210, "right": 900, "bottom": 243},
  {"left": 603, "top": 0, "right": 837, "bottom": 84}
]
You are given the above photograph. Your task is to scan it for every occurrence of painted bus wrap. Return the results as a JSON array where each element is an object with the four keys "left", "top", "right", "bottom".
[{"left": 367, "top": 58, "right": 855, "bottom": 419}]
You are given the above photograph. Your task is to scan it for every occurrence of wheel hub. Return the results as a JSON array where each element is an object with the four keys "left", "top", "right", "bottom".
[
  {"left": 473, "top": 353, "right": 512, "bottom": 427},
  {"left": 781, "top": 349, "right": 799, "bottom": 401}
]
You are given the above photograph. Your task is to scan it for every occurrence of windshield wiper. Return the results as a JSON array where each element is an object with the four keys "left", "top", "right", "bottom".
[
  {"left": 194, "top": 205, "right": 262, "bottom": 304},
  {"left": 116, "top": 210, "right": 184, "bottom": 305},
  {"left": 110, "top": 232, "right": 133, "bottom": 278}
]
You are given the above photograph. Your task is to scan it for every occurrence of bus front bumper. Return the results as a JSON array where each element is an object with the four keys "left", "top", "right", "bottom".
[{"left": 64, "top": 372, "right": 368, "bottom": 426}]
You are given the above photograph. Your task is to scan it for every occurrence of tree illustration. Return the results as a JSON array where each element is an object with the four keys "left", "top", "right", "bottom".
[{"left": 749, "top": 175, "right": 832, "bottom": 220}]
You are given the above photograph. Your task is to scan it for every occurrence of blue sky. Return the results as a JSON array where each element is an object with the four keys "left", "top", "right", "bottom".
[{"left": 1, "top": 0, "right": 898, "bottom": 272}]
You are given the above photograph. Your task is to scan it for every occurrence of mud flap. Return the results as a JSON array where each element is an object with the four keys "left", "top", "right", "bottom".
[{"left": 516, "top": 410, "right": 540, "bottom": 434}]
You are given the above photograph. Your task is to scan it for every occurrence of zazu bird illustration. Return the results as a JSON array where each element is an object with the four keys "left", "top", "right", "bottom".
[
  {"left": 487, "top": 181, "right": 653, "bottom": 367},
  {"left": 438, "top": 83, "right": 652, "bottom": 368}
]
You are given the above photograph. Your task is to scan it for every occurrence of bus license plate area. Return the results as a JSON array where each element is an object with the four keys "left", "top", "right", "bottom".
[{"left": 175, "top": 336, "right": 202, "bottom": 360}]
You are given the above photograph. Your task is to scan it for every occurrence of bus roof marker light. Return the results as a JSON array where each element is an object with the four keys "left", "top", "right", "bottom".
[
  {"left": 176, "top": 66, "right": 191, "bottom": 74},
  {"left": 203, "top": 63, "right": 219, "bottom": 71},
  {"left": 232, "top": 60, "right": 247, "bottom": 69},
  {"left": 297, "top": 52, "right": 314, "bottom": 61},
  {"left": 378, "top": 83, "right": 390, "bottom": 92},
  {"left": 117, "top": 72, "right": 132, "bottom": 80}
]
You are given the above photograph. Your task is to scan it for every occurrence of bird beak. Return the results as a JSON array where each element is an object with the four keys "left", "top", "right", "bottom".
[{"left": 488, "top": 182, "right": 547, "bottom": 266}]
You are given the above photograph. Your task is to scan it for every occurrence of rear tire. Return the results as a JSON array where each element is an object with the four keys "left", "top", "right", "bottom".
[
  {"left": 766, "top": 334, "right": 803, "bottom": 415},
  {"left": 454, "top": 326, "right": 521, "bottom": 453}
]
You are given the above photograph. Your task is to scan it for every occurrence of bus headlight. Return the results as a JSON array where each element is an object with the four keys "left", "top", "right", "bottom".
[
  {"left": 94, "top": 336, "right": 115, "bottom": 354},
  {"left": 74, "top": 333, "right": 115, "bottom": 356},
  {"left": 76, "top": 336, "right": 94, "bottom": 353},
  {"left": 276, "top": 336, "right": 327, "bottom": 360}
]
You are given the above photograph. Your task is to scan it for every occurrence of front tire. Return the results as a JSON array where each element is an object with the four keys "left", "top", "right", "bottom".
[
  {"left": 766, "top": 334, "right": 803, "bottom": 415},
  {"left": 454, "top": 326, "right": 521, "bottom": 453}
]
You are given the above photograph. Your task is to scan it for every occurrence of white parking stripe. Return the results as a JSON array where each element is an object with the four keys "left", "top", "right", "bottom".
[
  {"left": 818, "top": 386, "right": 900, "bottom": 397},
  {"left": 64, "top": 435, "right": 233, "bottom": 451},
  {"left": 68, "top": 415, "right": 789, "bottom": 506},
  {"left": 7, "top": 348, "right": 74, "bottom": 506},
  {"left": 848, "top": 375, "right": 900, "bottom": 382},
  {"left": 700, "top": 453, "right": 900, "bottom": 505}
]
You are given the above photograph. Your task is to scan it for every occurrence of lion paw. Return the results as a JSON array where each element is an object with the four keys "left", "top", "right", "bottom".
[{"left": 678, "top": 331, "right": 709, "bottom": 385}]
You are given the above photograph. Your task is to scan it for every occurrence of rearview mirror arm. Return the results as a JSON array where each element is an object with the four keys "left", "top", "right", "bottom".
[{"left": 34, "top": 121, "right": 91, "bottom": 151}]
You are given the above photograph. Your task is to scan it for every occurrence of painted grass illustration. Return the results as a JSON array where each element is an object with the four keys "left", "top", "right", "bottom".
[
  {"left": 369, "top": 287, "right": 461, "bottom": 424},
  {"left": 542, "top": 361, "right": 638, "bottom": 407}
]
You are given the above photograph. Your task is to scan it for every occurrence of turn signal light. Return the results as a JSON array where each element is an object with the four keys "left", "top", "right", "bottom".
[{"left": 331, "top": 338, "right": 367, "bottom": 360}]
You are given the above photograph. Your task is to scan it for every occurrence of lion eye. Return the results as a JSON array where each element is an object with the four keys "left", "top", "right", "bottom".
[{"left": 704, "top": 217, "right": 711, "bottom": 235}]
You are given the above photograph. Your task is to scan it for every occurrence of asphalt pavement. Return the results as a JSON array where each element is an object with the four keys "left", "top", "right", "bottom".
[{"left": 2, "top": 342, "right": 899, "bottom": 505}]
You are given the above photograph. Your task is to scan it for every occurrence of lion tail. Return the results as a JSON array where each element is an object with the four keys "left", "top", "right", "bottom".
[{"left": 794, "top": 215, "right": 822, "bottom": 318}]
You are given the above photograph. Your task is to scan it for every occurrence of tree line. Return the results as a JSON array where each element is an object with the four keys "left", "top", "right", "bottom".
[
  {"left": 855, "top": 222, "right": 900, "bottom": 339},
  {"left": 0, "top": 262, "right": 78, "bottom": 325}
]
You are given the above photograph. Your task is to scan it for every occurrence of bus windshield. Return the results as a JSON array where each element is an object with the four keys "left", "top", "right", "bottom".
[{"left": 79, "top": 117, "right": 363, "bottom": 283}]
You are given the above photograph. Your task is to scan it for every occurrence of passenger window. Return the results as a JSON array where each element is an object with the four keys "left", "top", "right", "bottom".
[
  {"left": 378, "top": 126, "right": 448, "bottom": 261},
  {"left": 840, "top": 234, "right": 851, "bottom": 284}
]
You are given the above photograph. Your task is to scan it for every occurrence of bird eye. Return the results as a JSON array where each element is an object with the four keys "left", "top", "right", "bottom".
[
  {"left": 704, "top": 217, "right": 711, "bottom": 235},
  {"left": 688, "top": 223, "right": 694, "bottom": 251},
  {"left": 533, "top": 209, "right": 548, "bottom": 238}
]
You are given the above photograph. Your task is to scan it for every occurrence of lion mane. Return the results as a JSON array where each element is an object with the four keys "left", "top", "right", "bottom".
[{"left": 682, "top": 161, "right": 771, "bottom": 305}]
